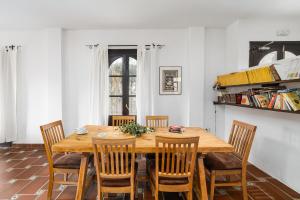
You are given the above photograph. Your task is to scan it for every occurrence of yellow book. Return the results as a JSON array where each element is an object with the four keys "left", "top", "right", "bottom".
[
  {"left": 217, "top": 72, "right": 249, "bottom": 86},
  {"left": 247, "top": 66, "right": 274, "bottom": 84},
  {"left": 282, "top": 92, "right": 300, "bottom": 111}
]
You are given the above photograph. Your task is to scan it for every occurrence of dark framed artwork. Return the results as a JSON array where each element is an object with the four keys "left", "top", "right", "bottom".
[{"left": 159, "top": 66, "right": 182, "bottom": 95}]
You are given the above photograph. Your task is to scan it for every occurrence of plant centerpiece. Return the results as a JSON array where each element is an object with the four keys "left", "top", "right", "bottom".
[{"left": 119, "top": 122, "right": 154, "bottom": 137}]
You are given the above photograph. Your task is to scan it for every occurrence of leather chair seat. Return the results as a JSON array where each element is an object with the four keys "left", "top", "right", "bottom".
[
  {"left": 102, "top": 178, "right": 131, "bottom": 187},
  {"left": 149, "top": 163, "right": 189, "bottom": 185},
  {"left": 53, "top": 153, "right": 82, "bottom": 169},
  {"left": 100, "top": 163, "right": 138, "bottom": 187},
  {"left": 204, "top": 152, "right": 242, "bottom": 170}
]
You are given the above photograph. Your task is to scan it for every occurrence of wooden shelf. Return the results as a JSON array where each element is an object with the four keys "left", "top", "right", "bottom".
[
  {"left": 215, "top": 78, "right": 300, "bottom": 89},
  {"left": 213, "top": 101, "right": 300, "bottom": 115}
]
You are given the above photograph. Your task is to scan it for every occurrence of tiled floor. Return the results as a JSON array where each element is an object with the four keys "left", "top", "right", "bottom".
[{"left": 0, "top": 147, "right": 299, "bottom": 200}]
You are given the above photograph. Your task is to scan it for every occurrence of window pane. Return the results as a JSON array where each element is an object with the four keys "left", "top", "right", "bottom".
[
  {"left": 285, "top": 51, "right": 296, "bottom": 59},
  {"left": 129, "top": 97, "right": 136, "bottom": 115},
  {"left": 129, "top": 57, "right": 137, "bottom": 75},
  {"left": 109, "top": 97, "right": 122, "bottom": 115},
  {"left": 129, "top": 77, "right": 136, "bottom": 95},
  {"left": 110, "top": 57, "right": 123, "bottom": 75},
  {"left": 110, "top": 77, "right": 122, "bottom": 95},
  {"left": 258, "top": 51, "right": 277, "bottom": 65}
]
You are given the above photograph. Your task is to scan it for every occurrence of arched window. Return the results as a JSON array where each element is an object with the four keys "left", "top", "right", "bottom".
[{"left": 108, "top": 49, "right": 137, "bottom": 123}]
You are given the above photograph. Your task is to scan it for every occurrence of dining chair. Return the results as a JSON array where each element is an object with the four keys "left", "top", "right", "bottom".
[
  {"left": 204, "top": 120, "right": 257, "bottom": 200},
  {"left": 150, "top": 136, "right": 199, "bottom": 200},
  {"left": 146, "top": 115, "right": 169, "bottom": 128},
  {"left": 92, "top": 137, "right": 136, "bottom": 200},
  {"left": 112, "top": 115, "right": 136, "bottom": 126},
  {"left": 40, "top": 120, "right": 90, "bottom": 200}
]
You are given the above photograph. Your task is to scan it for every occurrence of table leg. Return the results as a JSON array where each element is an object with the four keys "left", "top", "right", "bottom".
[
  {"left": 75, "top": 153, "right": 89, "bottom": 200},
  {"left": 198, "top": 155, "right": 208, "bottom": 200}
]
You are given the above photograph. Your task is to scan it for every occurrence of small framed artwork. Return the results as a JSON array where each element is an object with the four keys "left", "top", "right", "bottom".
[{"left": 159, "top": 66, "right": 182, "bottom": 95}]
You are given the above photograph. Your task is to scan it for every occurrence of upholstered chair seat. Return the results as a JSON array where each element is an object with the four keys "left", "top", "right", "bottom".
[
  {"left": 150, "top": 167, "right": 189, "bottom": 185},
  {"left": 204, "top": 152, "right": 242, "bottom": 170},
  {"left": 101, "top": 178, "right": 131, "bottom": 187},
  {"left": 53, "top": 153, "right": 82, "bottom": 169}
]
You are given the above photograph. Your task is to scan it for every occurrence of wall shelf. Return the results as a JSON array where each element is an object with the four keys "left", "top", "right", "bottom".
[
  {"left": 215, "top": 78, "right": 300, "bottom": 89},
  {"left": 213, "top": 101, "right": 300, "bottom": 115}
]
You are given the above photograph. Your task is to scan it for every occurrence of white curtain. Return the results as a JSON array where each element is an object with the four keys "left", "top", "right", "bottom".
[
  {"left": 88, "top": 46, "right": 109, "bottom": 125},
  {"left": 0, "top": 47, "right": 19, "bottom": 143},
  {"left": 136, "top": 45, "right": 158, "bottom": 124}
]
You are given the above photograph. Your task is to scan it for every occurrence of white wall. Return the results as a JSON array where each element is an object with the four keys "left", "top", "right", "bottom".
[
  {"left": 46, "top": 28, "right": 63, "bottom": 122},
  {"left": 204, "top": 28, "right": 226, "bottom": 134},
  {"left": 62, "top": 28, "right": 206, "bottom": 133},
  {"left": 0, "top": 28, "right": 206, "bottom": 142},
  {"left": 187, "top": 27, "right": 205, "bottom": 127},
  {"left": 0, "top": 29, "right": 63, "bottom": 143},
  {"left": 220, "top": 19, "right": 300, "bottom": 192}
]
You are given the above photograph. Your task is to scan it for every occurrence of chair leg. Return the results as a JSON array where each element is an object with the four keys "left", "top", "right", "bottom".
[
  {"left": 64, "top": 173, "right": 68, "bottom": 182},
  {"left": 210, "top": 171, "right": 216, "bottom": 200},
  {"left": 155, "top": 190, "right": 159, "bottom": 200},
  {"left": 47, "top": 172, "right": 54, "bottom": 200},
  {"left": 97, "top": 187, "right": 101, "bottom": 200},
  {"left": 131, "top": 184, "right": 135, "bottom": 200},
  {"left": 188, "top": 191, "right": 193, "bottom": 200},
  {"left": 242, "top": 173, "right": 248, "bottom": 200}
]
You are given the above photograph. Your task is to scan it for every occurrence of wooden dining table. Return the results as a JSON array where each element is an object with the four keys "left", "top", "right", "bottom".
[{"left": 52, "top": 125, "right": 233, "bottom": 200}]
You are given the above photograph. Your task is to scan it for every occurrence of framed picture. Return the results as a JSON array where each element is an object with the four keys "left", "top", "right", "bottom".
[{"left": 159, "top": 66, "right": 182, "bottom": 95}]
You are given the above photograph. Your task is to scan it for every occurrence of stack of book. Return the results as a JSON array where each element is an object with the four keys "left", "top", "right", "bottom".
[
  {"left": 220, "top": 87, "right": 300, "bottom": 111},
  {"left": 215, "top": 56, "right": 300, "bottom": 87}
]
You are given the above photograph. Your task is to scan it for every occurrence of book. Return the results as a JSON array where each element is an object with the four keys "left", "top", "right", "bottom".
[
  {"left": 169, "top": 125, "right": 184, "bottom": 133},
  {"left": 282, "top": 98, "right": 289, "bottom": 111},
  {"left": 268, "top": 94, "right": 277, "bottom": 109},
  {"left": 251, "top": 95, "right": 259, "bottom": 107},
  {"left": 217, "top": 71, "right": 249, "bottom": 86},
  {"left": 284, "top": 99, "right": 293, "bottom": 111},
  {"left": 247, "top": 66, "right": 274, "bottom": 83},
  {"left": 254, "top": 95, "right": 269, "bottom": 108},
  {"left": 274, "top": 94, "right": 283, "bottom": 110},
  {"left": 274, "top": 56, "right": 300, "bottom": 80},
  {"left": 241, "top": 95, "right": 250, "bottom": 105},
  {"left": 269, "top": 64, "right": 281, "bottom": 81},
  {"left": 282, "top": 92, "right": 300, "bottom": 111}
]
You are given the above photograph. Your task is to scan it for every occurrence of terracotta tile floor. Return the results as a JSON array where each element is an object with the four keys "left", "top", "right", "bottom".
[{"left": 0, "top": 147, "right": 299, "bottom": 200}]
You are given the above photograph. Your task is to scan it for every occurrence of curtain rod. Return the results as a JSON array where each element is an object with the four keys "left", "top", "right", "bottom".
[
  {"left": 85, "top": 44, "right": 165, "bottom": 49},
  {"left": 3, "top": 45, "right": 22, "bottom": 50}
]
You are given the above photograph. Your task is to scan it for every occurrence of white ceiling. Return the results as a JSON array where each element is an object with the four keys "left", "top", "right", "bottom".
[{"left": 0, "top": 0, "right": 300, "bottom": 29}]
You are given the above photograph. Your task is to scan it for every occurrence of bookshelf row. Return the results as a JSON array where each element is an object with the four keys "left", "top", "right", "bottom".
[
  {"left": 213, "top": 101, "right": 300, "bottom": 115},
  {"left": 214, "top": 78, "right": 300, "bottom": 89}
]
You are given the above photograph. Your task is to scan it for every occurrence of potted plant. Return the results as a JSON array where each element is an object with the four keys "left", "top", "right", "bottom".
[{"left": 119, "top": 122, "right": 154, "bottom": 137}]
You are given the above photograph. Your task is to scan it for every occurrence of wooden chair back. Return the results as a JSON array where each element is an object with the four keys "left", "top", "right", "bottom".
[
  {"left": 228, "top": 120, "right": 257, "bottom": 165},
  {"left": 146, "top": 116, "right": 169, "bottom": 128},
  {"left": 40, "top": 120, "right": 65, "bottom": 166},
  {"left": 112, "top": 115, "right": 136, "bottom": 126},
  {"left": 155, "top": 136, "right": 199, "bottom": 179},
  {"left": 92, "top": 137, "right": 136, "bottom": 181}
]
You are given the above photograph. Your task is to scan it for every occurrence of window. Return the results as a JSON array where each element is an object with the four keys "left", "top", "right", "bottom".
[
  {"left": 108, "top": 49, "right": 137, "bottom": 123},
  {"left": 249, "top": 41, "right": 300, "bottom": 67}
]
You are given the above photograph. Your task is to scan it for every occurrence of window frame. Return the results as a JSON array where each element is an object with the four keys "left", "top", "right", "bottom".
[
  {"left": 108, "top": 49, "right": 137, "bottom": 120},
  {"left": 249, "top": 41, "right": 300, "bottom": 67}
]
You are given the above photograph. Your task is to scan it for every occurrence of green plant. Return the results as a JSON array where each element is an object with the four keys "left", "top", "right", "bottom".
[{"left": 119, "top": 122, "right": 154, "bottom": 137}]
